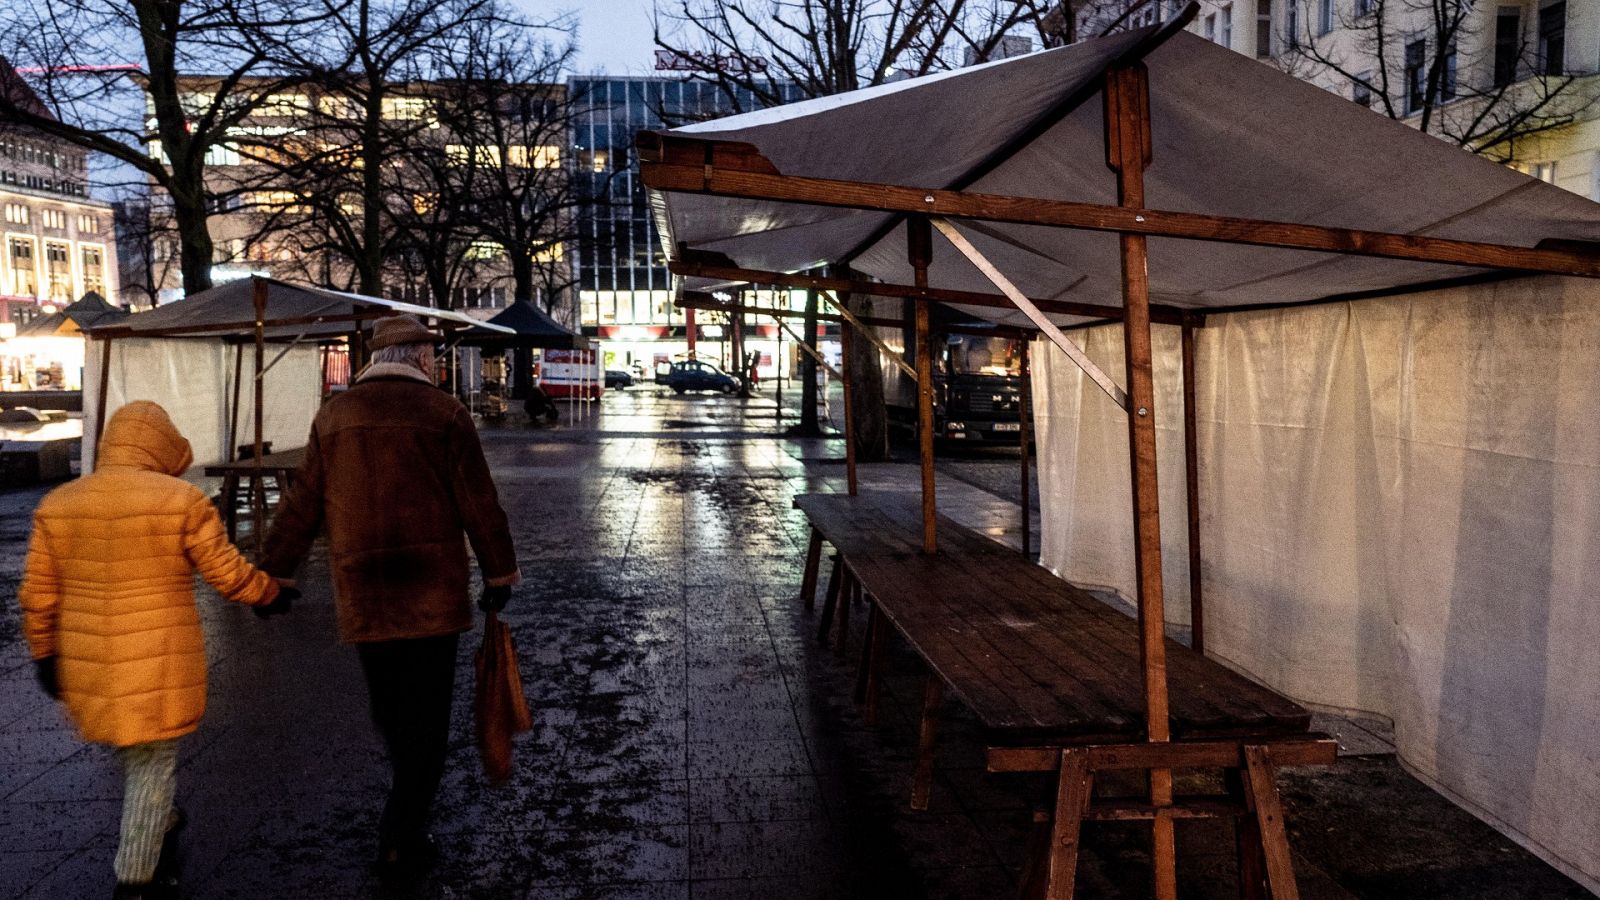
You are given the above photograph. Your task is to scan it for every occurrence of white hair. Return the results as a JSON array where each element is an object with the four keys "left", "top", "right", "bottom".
[{"left": 372, "top": 342, "right": 433, "bottom": 370}]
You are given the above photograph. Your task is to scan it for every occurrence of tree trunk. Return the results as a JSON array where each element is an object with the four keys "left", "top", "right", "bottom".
[
  {"left": 511, "top": 250, "right": 536, "bottom": 305},
  {"left": 359, "top": 87, "right": 386, "bottom": 297},
  {"left": 170, "top": 184, "right": 215, "bottom": 298},
  {"left": 795, "top": 287, "right": 821, "bottom": 435},
  {"left": 844, "top": 290, "right": 889, "bottom": 461}
]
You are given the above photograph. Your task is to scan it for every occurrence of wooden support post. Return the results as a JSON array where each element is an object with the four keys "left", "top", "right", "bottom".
[
  {"left": 228, "top": 342, "right": 244, "bottom": 463},
  {"left": 1226, "top": 767, "right": 1268, "bottom": 900},
  {"left": 1020, "top": 340, "right": 1033, "bottom": 559},
  {"left": 909, "top": 216, "right": 937, "bottom": 554},
  {"left": 854, "top": 600, "right": 875, "bottom": 704},
  {"left": 1106, "top": 63, "right": 1176, "bottom": 900},
  {"left": 841, "top": 318, "right": 859, "bottom": 495},
  {"left": 800, "top": 528, "right": 823, "bottom": 610},
  {"left": 251, "top": 278, "right": 268, "bottom": 556},
  {"left": 910, "top": 674, "right": 944, "bottom": 810},
  {"left": 92, "top": 336, "right": 113, "bottom": 471},
  {"left": 1181, "top": 319, "right": 1205, "bottom": 654},
  {"left": 1045, "top": 749, "right": 1094, "bottom": 900}
]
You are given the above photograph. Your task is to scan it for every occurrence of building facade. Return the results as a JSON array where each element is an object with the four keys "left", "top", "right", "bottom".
[
  {"left": 0, "top": 60, "right": 119, "bottom": 327},
  {"left": 139, "top": 77, "right": 571, "bottom": 322},
  {"left": 1077, "top": 0, "right": 1600, "bottom": 200},
  {"left": 570, "top": 75, "right": 808, "bottom": 376}
]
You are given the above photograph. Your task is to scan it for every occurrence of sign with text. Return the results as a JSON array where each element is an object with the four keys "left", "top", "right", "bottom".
[{"left": 654, "top": 49, "right": 769, "bottom": 74}]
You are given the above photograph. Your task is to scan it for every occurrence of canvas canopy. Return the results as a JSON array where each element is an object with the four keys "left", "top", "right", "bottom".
[
  {"left": 647, "top": 27, "right": 1600, "bottom": 325},
  {"left": 89, "top": 275, "right": 512, "bottom": 341},
  {"left": 458, "top": 299, "right": 590, "bottom": 349}
]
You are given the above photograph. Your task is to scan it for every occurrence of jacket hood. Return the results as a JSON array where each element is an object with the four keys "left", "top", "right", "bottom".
[{"left": 97, "top": 401, "right": 194, "bottom": 475}]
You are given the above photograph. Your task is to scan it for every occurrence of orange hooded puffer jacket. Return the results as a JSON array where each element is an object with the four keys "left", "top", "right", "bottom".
[{"left": 18, "top": 401, "right": 280, "bottom": 747}]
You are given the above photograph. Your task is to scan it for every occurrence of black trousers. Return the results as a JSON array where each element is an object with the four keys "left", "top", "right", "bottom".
[{"left": 356, "top": 632, "right": 460, "bottom": 846}]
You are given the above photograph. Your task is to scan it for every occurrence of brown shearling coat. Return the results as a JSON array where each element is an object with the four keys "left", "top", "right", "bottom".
[{"left": 261, "top": 364, "right": 520, "bottom": 643}]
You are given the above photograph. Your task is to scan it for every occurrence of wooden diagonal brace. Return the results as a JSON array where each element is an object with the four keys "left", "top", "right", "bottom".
[
  {"left": 776, "top": 317, "right": 843, "bottom": 381},
  {"left": 817, "top": 290, "right": 917, "bottom": 381},
  {"left": 931, "top": 217, "right": 1130, "bottom": 410}
]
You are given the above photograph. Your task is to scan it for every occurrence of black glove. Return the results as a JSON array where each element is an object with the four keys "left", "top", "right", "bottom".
[
  {"left": 478, "top": 584, "right": 512, "bottom": 613},
  {"left": 34, "top": 656, "right": 58, "bottom": 699},
  {"left": 254, "top": 586, "right": 299, "bottom": 619}
]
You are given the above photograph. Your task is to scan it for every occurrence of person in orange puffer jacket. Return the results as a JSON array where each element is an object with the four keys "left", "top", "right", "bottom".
[{"left": 17, "top": 400, "right": 295, "bottom": 900}]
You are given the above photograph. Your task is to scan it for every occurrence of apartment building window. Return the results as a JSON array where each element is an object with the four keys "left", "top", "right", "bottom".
[
  {"left": 1317, "top": 0, "right": 1332, "bottom": 35},
  {"left": 1205, "top": 13, "right": 1216, "bottom": 41},
  {"left": 41, "top": 209, "right": 66, "bottom": 230},
  {"left": 1287, "top": 0, "right": 1299, "bottom": 49},
  {"left": 1354, "top": 0, "right": 1374, "bottom": 14},
  {"left": 77, "top": 214, "right": 99, "bottom": 234},
  {"left": 1495, "top": 8, "right": 1522, "bottom": 86},
  {"left": 1538, "top": 2, "right": 1565, "bottom": 76},
  {"left": 8, "top": 237, "right": 36, "bottom": 296},
  {"left": 1405, "top": 39, "right": 1427, "bottom": 113},
  {"left": 1352, "top": 73, "right": 1372, "bottom": 106},
  {"left": 1516, "top": 160, "right": 1558, "bottom": 182},
  {"left": 80, "top": 245, "right": 105, "bottom": 296},
  {"left": 465, "top": 240, "right": 505, "bottom": 260},
  {"left": 4, "top": 203, "right": 28, "bottom": 225},
  {"left": 1442, "top": 41, "right": 1458, "bottom": 99},
  {"left": 44, "top": 241, "right": 72, "bottom": 303},
  {"left": 204, "top": 142, "right": 241, "bottom": 166},
  {"left": 1221, "top": 4, "right": 1233, "bottom": 47},
  {"left": 1257, "top": 0, "right": 1273, "bottom": 56},
  {"left": 507, "top": 145, "right": 560, "bottom": 168}
]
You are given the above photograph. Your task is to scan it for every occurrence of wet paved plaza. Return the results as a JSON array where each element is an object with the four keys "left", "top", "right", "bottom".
[{"left": 0, "top": 388, "right": 1590, "bottom": 898}]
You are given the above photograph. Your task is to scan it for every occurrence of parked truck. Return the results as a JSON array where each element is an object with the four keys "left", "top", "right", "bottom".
[{"left": 877, "top": 304, "right": 1025, "bottom": 443}]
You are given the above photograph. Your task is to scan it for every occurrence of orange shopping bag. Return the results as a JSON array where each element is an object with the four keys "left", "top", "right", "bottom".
[{"left": 474, "top": 611, "right": 532, "bottom": 784}]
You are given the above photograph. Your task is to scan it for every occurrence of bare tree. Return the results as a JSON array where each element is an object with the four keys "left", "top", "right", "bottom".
[
  {"left": 1281, "top": 0, "right": 1596, "bottom": 159},
  {"left": 237, "top": 0, "right": 510, "bottom": 297},
  {"left": 423, "top": 17, "right": 585, "bottom": 313},
  {"left": 0, "top": 0, "right": 326, "bottom": 296},
  {"left": 111, "top": 197, "right": 182, "bottom": 308}
]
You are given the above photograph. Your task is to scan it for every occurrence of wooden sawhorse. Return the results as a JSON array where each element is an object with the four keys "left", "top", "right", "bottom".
[{"left": 988, "top": 737, "right": 1338, "bottom": 900}]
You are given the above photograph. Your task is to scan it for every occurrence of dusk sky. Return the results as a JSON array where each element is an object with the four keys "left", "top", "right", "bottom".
[{"left": 537, "top": 0, "right": 662, "bottom": 77}]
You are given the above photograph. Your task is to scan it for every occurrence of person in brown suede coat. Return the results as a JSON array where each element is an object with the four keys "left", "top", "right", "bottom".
[{"left": 261, "top": 314, "right": 520, "bottom": 873}]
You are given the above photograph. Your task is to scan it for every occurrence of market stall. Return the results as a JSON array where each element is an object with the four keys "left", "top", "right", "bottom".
[
  {"left": 84, "top": 276, "right": 510, "bottom": 544},
  {"left": 638, "top": 13, "right": 1600, "bottom": 897}
]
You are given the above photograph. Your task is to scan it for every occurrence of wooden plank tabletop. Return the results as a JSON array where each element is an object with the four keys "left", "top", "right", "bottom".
[
  {"left": 204, "top": 447, "right": 307, "bottom": 476},
  {"left": 795, "top": 491, "right": 1311, "bottom": 744}
]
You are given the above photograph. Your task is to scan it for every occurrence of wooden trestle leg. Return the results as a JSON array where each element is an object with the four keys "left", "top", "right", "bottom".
[
  {"left": 910, "top": 675, "right": 945, "bottom": 811},
  {"left": 800, "top": 527, "right": 823, "bottom": 610},
  {"left": 1045, "top": 750, "right": 1094, "bottom": 900},
  {"left": 1243, "top": 746, "right": 1300, "bottom": 900},
  {"left": 817, "top": 554, "right": 842, "bottom": 644},
  {"left": 835, "top": 569, "right": 856, "bottom": 655}
]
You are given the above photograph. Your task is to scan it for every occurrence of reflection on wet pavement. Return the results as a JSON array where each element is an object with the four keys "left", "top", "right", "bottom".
[{"left": 0, "top": 389, "right": 1588, "bottom": 899}]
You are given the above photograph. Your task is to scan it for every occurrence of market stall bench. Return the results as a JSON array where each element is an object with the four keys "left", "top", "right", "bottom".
[{"left": 797, "top": 491, "right": 1335, "bottom": 898}]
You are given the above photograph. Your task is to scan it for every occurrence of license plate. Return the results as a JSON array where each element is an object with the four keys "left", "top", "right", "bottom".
[{"left": 993, "top": 423, "right": 1021, "bottom": 432}]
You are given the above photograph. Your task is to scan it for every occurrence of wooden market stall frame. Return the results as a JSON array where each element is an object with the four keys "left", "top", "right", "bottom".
[{"left": 636, "top": 11, "right": 1600, "bottom": 897}]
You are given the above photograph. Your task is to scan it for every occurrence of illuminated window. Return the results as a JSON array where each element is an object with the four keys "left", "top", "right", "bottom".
[
  {"left": 412, "top": 193, "right": 437, "bottom": 214},
  {"left": 446, "top": 144, "right": 502, "bottom": 167},
  {"left": 80, "top": 244, "right": 105, "bottom": 295},
  {"left": 382, "top": 96, "right": 430, "bottom": 120},
  {"left": 507, "top": 145, "right": 560, "bottom": 168},
  {"left": 466, "top": 240, "right": 505, "bottom": 260},
  {"left": 8, "top": 237, "right": 37, "bottom": 296},
  {"left": 41, "top": 209, "right": 66, "bottom": 229},
  {"left": 262, "top": 93, "right": 309, "bottom": 117},
  {"left": 77, "top": 214, "right": 99, "bottom": 233},
  {"left": 205, "top": 142, "right": 242, "bottom": 166},
  {"left": 44, "top": 241, "right": 72, "bottom": 303},
  {"left": 4, "top": 203, "right": 28, "bottom": 225}
]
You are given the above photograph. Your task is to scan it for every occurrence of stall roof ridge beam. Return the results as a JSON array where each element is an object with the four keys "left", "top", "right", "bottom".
[
  {"left": 668, "top": 259, "right": 1190, "bottom": 326},
  {"left": 640, "top": 140, "right": 1600, "bottom": 282}
]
